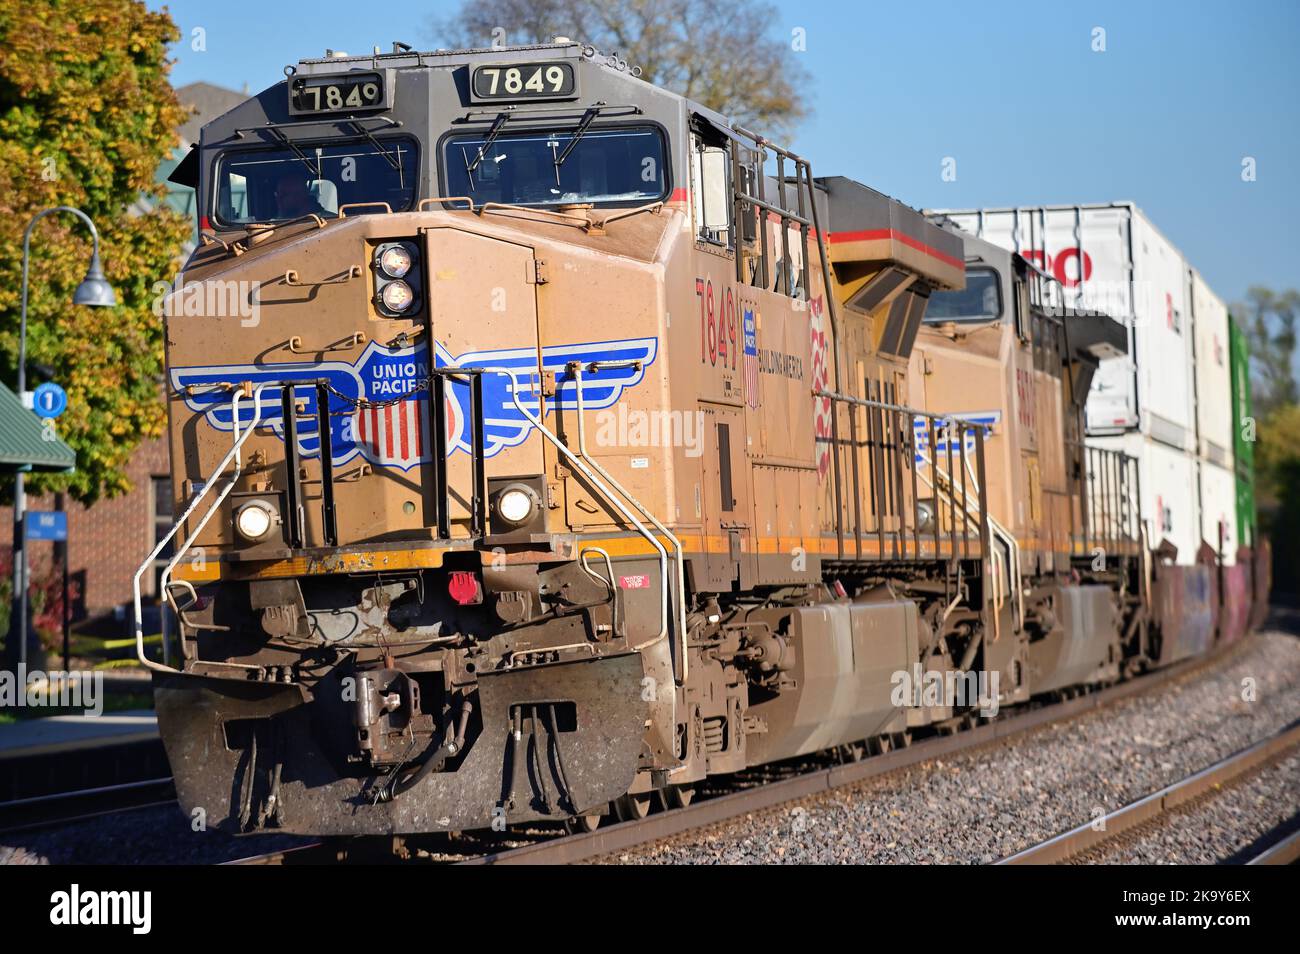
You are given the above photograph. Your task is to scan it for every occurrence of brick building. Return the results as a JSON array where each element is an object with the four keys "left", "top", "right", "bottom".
[{"left": 1, "top": 437, "right": 171, "bottom": 620}]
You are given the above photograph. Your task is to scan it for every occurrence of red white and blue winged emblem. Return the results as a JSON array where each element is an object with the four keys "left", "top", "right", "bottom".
[{"left": 171, "top": 336, "right": 658, "bottom": 472}]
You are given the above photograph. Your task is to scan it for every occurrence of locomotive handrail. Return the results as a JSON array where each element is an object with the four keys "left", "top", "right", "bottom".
[
  {"left": 338, "top": 201, "right": 392, "bottom": 217},
  {"left": 133, "top": 383, "right": 271, "bottom": 672},
  {"left": 570, "top": 363, "right": 688, "bottom": 683},
  {"left": 468, "top": 363, "right": 686, "bottom": 689},
  {"left": 812, "top": 387, "right": 998, "bottom": 612},
  {"left": 951, "top": 446, "right": 1023, "bottom": 635},
  {"left": 241, "top": 213, "right": 328, "bottom": 240},
  {"left": 416, "top": 195, "right": 476, "bottom": 212},
  {"left": 1069, "top": 441, "right": 1142, "bottom": 554},
  {"left": 477, "top": 202, "right": 593, "bottom": 230},
  {"left": 282, "top": 266, "right": 362, "bottom": 288},
  {"left": 812, "top": 388, "right": 932, "bottom": 420},
  {"left": 595, "top": 200, "right": 665, "bottom": 229},
  {"left": 286, "top": 330, "right": 365, "bottom": 353},
  {"left": 898, "top": 423, "right": 1018, "bottom": 640}
]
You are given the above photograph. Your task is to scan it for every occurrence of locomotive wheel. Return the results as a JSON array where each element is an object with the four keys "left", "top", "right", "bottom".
[
  {"left": 612, "top": 793, "right": 653, "bottom": 821},
  {"left": 566, "top": 813, "right": 603, "bottom": 834},
  {"left": 893, "top": 731, "right": 912, "bottom": 749},
  {"left": 658, "top": 785, "right": 695, "bottom": 810},
  {"left": 868, "top": 735, "right": 892, "bottom": 756}
]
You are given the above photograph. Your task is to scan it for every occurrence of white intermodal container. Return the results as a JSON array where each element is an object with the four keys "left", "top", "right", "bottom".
[
  {"left": 928, "top": 202, "right": 1233, "bottom": 566},
  {"left": 1190, "top": 269, "right": 1235, "bottom": 469},
  {"left": 930, "top": 203, "right": 1198, "bottom": 449},
  {"left": 1198, "top": 458, "right": 1240, "bottom": 565}
]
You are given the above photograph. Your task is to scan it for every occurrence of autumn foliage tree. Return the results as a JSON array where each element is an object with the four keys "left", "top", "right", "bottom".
[
  {"left": 430, "top": 0, "right": 810, "bottom": 137},
  {"left": 1235, "top": 286, "right": 1300, "bottom": 594},
  {"left": 0, "top": 0, "right": 191, "bottom": 503}
]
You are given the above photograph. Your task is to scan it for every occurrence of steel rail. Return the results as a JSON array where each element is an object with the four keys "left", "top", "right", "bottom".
[
  {"left": 1246, "top": 826, "right": 1300, "bottom": 866},
  {"left": 224, "top": 842, "right": 331, "bottom": 865},
  {"left": 455, "top": 640, "right": 1246, "bottom": 865},
  {"left": 997, "top": 718, "right": 1300, "bottom": 865},
  {"left": 0, "top": 777, "right": 176, "bottom": 835}
]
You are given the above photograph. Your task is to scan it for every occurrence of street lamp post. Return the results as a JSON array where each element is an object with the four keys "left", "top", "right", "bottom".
[{"left": 8, "top": 206, "right": 116, "bottom": 669}]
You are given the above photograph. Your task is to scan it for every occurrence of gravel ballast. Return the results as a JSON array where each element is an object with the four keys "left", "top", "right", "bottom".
[
  {"left": 4, "top": 628, "right": 1297, "bottom": 865},
  {"left": 610, "top": 628, "right": 1300, "bottom": 865},
  {"left": 1076, "top": 749, "right": 1300, "bottom": 865}
]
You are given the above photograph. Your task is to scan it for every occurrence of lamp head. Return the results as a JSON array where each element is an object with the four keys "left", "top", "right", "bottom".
[{"left": 73, "top": 252, "right": 116, "bottom": 307}]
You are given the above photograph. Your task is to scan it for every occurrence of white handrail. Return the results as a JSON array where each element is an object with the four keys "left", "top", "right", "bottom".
[
  {"left": 914, "top": 428, "right": 1022, "bottom": 637},
  {"left": 952, "top": 441, "right": 1022, "bottom": 630},
  {"left": 132, "top": 384, "right": 270, "bottom": 672},
  {"left": 571, "top": 364, "right": 688, "bottom": 683},
  {"left": 473, "top": 365, "right": 683, "bottom": 683}
]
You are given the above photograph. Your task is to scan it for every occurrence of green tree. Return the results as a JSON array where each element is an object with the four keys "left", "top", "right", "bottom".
[
  {"left": 1239, "top": 286, "right": 1300, "bottom": 595},
  {"left": 1239, "top": 285, "right": 1299, "bottom": 417},
  {"left": 1255, "top": 402, "right": 1300, "bottom": 595},
  {"left": 430, "top": 0, "right": 811, "bottom": 137},
  {"left": 0, "top": 0, "right": 191, "bottom": 504}
]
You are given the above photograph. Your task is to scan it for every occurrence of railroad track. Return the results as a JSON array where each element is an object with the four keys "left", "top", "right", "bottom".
[
  {"left": 230, "top": 641, "right": 1246, "bottom": 865},
  {"left": 1243, "top": 827, "right": 1300, "bottom": 865},
  {"left": 0, "top": 777, "right": 177, "bottom": 835},
  {"left": 996, "top": 719, "right": 1300, "bottom": 865}
]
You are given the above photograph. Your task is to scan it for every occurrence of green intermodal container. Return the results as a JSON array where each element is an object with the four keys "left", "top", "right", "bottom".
[{"left": 1229, "top": 314, "right": 1256, "bottom": 548}]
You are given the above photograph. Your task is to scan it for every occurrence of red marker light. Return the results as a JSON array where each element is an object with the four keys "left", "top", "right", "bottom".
[{"left": 448, "top": 570, "right": 482, "bottom": 606}]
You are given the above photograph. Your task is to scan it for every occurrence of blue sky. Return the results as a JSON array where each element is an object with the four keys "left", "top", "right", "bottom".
[{"left": 151, "top": 0, "right": 1298, "bottom": 307}]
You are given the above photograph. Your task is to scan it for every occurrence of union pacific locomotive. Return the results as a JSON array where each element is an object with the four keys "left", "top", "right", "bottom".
[{"left": 141, "top": 40, "right": 1268, "bottom": 835}]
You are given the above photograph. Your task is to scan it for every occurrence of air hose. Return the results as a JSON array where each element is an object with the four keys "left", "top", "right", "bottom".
[{"left": 378, "top": 698, "right": 473, "bottom": 802}]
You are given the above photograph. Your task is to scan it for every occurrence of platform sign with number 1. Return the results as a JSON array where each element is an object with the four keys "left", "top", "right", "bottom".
[{"left": 33, "top": 381, "right": 68, "bottom": 419}]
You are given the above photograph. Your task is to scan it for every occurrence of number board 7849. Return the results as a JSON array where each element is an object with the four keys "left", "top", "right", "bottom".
[
  {"left": 288, "top": 72, "right": 389, "bottom": 115},
  {"left": 470, "top": 61, "right": 578, "bottom": 102}
]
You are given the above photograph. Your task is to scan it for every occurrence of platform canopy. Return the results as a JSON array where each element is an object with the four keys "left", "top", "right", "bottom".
[{"left": 0, "top": 381, "right": 75, "bottom": 473}]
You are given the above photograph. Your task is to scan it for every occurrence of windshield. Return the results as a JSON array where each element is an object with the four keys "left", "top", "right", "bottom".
[
  {"left": 444, "top": 124, "right": 668, "bottom": 207},
  {"left": 924, "top": 267, "right": 1002, "bottom": 323},
  {"left": 214, "top": 137, "right": 418, "bottom": 225}
]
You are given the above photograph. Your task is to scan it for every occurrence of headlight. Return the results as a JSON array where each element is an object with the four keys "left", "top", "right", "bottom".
[
  {"left": 378, "top": 245, "right": 412, "bottom": 278},
  {"left": 372, "top": 240, "right": 421, "bottom": 317},
  {"left": 916, "top": 499, "right": 935, "bottom": 532},
  {"left": 495, "top": 485, "right": 538, "bottom": 526},
  {"left": 380, "top": 280, "right": 414, "bottom": 312},
  {"left": 235, "top": 501, "right": 275, "bottom": 541}
]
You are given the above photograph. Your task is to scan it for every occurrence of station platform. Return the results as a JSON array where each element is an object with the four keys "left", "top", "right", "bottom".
[{"left": 0, "top": 710, "right": 159, "bottom": 761}]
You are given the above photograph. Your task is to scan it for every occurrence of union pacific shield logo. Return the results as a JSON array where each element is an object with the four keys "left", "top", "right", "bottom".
[
  {"left": 171, "top": 336, "right": 658, "bottom": 472},
  {"left": 913, "top": 411, "right": 1000, "bottom": 466}
]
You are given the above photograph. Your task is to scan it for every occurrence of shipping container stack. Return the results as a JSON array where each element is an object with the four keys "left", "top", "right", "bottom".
[{"left": 931, "top": 202, "right": 1251, "bottom": 654}]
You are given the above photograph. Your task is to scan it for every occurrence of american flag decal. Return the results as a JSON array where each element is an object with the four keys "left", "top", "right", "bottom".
[
  {"left": 743, "top": 306, "right": 759, "bottom": 409},
  {"left": 354, "top": 398, "right": 435, "bottom": 469}
]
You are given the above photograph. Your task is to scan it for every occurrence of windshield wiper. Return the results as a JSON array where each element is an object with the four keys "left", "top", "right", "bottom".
[
  {"left": 349, "top": 120, "right": 401, "bottom": 171},
  {"left": 553, "top": 104, "right": 601, "bottom": 170},
  {"left": 266, "top": 126, "right": 321, "bottom": 179},
  {"left": 467, "top": 111, "right": 511, "bottom": 175}
]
